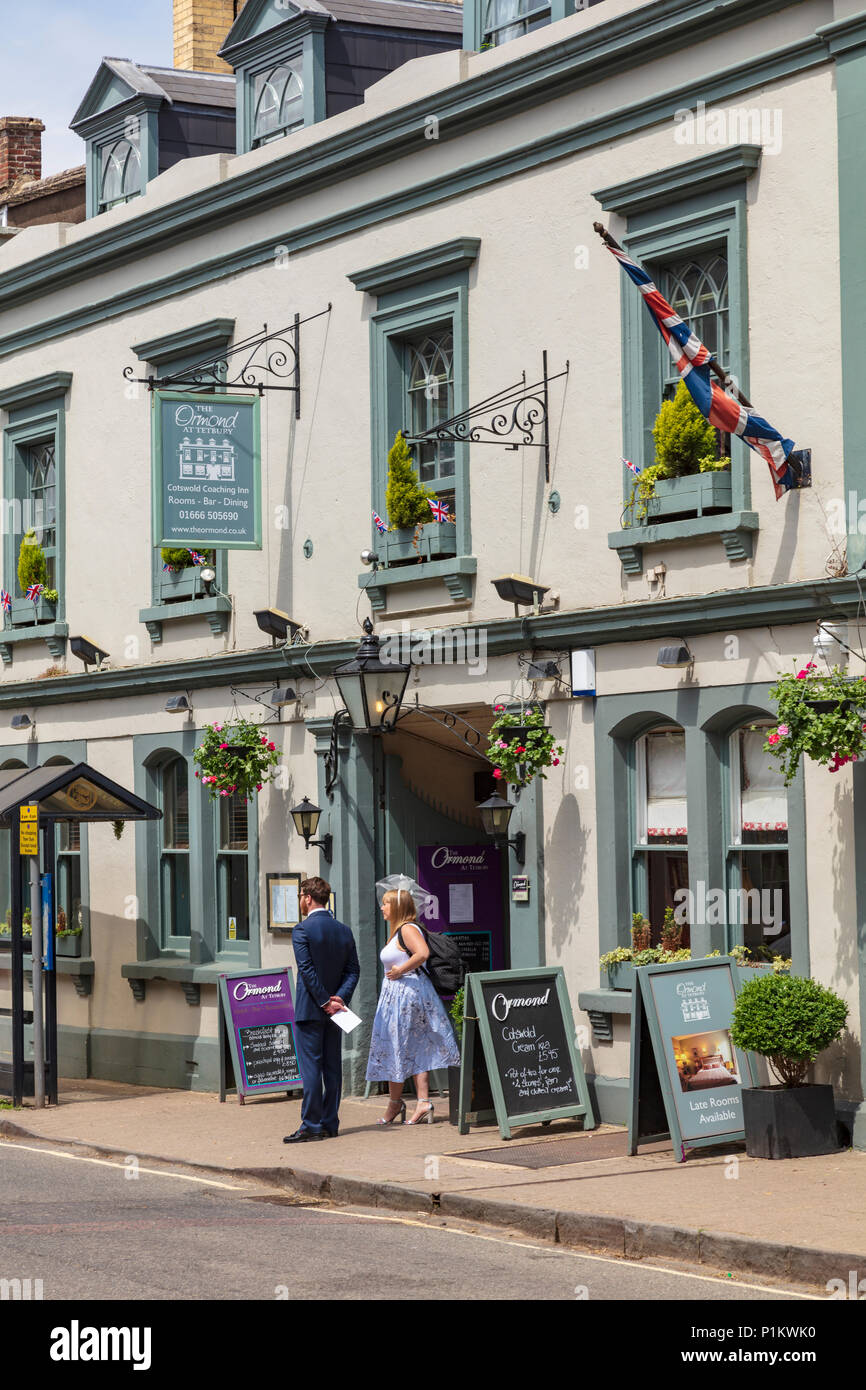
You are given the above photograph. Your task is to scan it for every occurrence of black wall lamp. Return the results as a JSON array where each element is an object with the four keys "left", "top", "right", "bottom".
[
  {"left": 290, "top": 797, "right": 333, "bottom": 863},
  {"left": 477, "top": 792, "right": 526, "bottom": 865},
  {"left": 334, "top": 618, "right": 410, "bottom": 733}
]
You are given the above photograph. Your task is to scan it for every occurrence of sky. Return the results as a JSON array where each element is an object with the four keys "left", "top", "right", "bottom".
[{"left": 0, "top": 0, "right": 174, "bottom": 177}]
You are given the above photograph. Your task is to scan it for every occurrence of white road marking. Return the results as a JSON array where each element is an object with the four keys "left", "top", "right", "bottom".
[
  {"left": 0, "top": 1141, "right": 246, "bottom": 1190},
  {"left": 299, "top": 1206, "right": 820, "bottom": 1299}
]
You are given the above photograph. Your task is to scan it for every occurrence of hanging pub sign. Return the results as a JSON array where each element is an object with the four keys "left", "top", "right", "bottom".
[
  {"left": 153, "top": 390, "right": 262, "bottom": 550},
  {"left": 218, "top": 967, "right": 302, "bottom": 1104},
  {"left": 628, "top": 956, "right": 759, "bottom": 1161},
  {"left": 457, "top": 967, "right": 596, "bottom": 1140}
]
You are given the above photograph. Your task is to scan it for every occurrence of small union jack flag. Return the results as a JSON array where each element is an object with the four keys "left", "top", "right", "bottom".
[
  {"left": 189, "top": 550, "right": 207, "bottom": 566},
  {"left": 0, "top": 590, "right": 11, "bottom": 613},
  {"left": 26, "top": 583, "right": 44, "bottom": 602},
  {"left": 623, "top": 457, "right": 642, "bottom": 477},
  {"left": 428, "top": 498, "right": 453, "bottom": 522},
  {"left": 372, "top": 512, "right": 388, "bottom": 534}
]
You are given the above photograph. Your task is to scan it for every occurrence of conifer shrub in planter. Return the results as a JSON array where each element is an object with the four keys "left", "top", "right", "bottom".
[
  {"left": 382, "top": 431, "right": 441, "bottom": 565},
  {"left": 731, "top": 973, "right": 848, "bottom": 1158},
  {"left": 626, "top": 381, "right": 730, "bottom": 525}
]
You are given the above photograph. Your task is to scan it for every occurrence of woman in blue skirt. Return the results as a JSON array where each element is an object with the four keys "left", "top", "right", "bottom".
[{"left": 366, "top": 886, "right": 460, "bottom": 1125}]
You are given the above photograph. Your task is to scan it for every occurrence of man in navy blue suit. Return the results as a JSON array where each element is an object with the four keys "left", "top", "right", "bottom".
[{"left": 284, "top": 876, "right": 360, "bottom": 1144}]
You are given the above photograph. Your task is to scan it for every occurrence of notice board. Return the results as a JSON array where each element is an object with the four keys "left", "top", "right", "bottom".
[
  {"left": 153, "top": 390, "right": 261, "bottom": 550},
  {"left": 417, "top": 843, "right": 505, "bottom": 976},
  {"left": 457, "top": 967, "right": 596, "bottom": 1140},
  {"left": 628, "top": 957, "right": 758, "bottom": 1161},
  {"left": 218, "top": 967, "right": 302, "bottom": 1104}
]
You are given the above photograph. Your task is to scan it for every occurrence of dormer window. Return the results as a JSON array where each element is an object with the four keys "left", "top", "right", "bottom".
[
  {"left": 252, "top": 64, "right": 304, "bottom": 146},
  {"left": 99, "top": 134, "right": 142, "bottom": 211},
  {"left": 482, "top": 0, "right": 552, "bottom": 46}
]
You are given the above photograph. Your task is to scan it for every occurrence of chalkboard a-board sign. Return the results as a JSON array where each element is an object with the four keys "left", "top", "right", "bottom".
[
  {"left": 218, "top": 967, "right": 302, "bottom": 1104},
  {"left": 628, "top": 957, "right": 758, "bottom": 1161},
  {"left": 458, "top": 968, "right": 596, "bottom": 1140}
]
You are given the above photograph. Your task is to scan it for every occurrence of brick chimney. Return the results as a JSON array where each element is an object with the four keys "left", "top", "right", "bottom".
[
  {"left": 0, "top": 117, "right": 44, "bottom": 191},
  {"left": 173, "top": 0, "right": 250, "bottom": 73}
]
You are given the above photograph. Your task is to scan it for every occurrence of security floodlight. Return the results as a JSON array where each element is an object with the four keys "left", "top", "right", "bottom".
[
  {"left": 360, "top": 549, "right": 379, "bottom": 568},
  {"left": 70, "top": 635, "right": 109, "bottom": 669},
  {"left": 11, "top": 714, "right": 32, "bottom": 730},
  {"left": 290, "top": 796, "right": 332, "bottom": 863},
  {"left": 657, "top": 639, "right": 693, "bottom": 670},
  {"left": 200, "top": 566, "right": 216, "bottom": 595},
  {"left": 527, "top": 659, "right": 561, "bottom": 681},
  {"left": 491, "top": 575, "right": 550, "bottom": 613},
  {"left": 270, "top": 687, "right": 298, "bottom": 708},
  {"left": 254, "top": 608, "right": 302, "bottom": 645},
  {"left": 165, "top": 694, "right": 192, "bottom": 714}
]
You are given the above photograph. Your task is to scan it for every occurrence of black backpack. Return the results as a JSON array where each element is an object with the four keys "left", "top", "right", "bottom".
[{"left": 398, "top": 923, "right": 465, "bottom": 997}]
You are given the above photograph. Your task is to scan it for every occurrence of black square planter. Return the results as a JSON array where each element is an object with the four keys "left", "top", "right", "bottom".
[{"left": 742, "top": 1083, "right": 841, "bottom": 1159}]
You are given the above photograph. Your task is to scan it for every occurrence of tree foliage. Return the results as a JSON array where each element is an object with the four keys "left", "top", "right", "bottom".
[
  {"left": 17, "top": 529, "right": 48, "bottom": 595},
  {"left": 385, "top": 431, "right": 434, "bottom": 530}
]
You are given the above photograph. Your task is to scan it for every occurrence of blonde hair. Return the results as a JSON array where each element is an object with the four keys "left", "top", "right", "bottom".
[{"left": 383, "top": 888, "right": 418, "bottom": 940}]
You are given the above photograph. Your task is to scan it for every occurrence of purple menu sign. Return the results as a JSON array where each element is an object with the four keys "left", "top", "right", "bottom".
[
  {"left": 417, "top": 844, "right": 506, "bottom": 974},
  {"left": 218, "top": 968, "right": 302, "bottom": 1098}
]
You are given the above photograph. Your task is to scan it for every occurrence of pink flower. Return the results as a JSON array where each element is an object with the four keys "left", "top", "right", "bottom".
[
  {"left": 515, "top": 745, "right": 526, "bottom": 754},
  {"left": 194, "top": 771, "right": 200, "bottom": 777},
  {"left": 497, "top": 739, "right": 508, "bottom": 750},
  {"left": 220, "top": 790, "right": 229, "bottom": 796},
  {"left": 767, "top": 733, "right": 780, "bottom": 745},
  {"left": 267, "top": 742, "right": 276, "bottom": 752},
  {"left": 219, "top": 743, "right": 228, "bottom": 750},
  {"left": 777, "top": 724, "right": 789, "bottom": 737},
  {"left": 213, "top": 722, "right": 223, "bottom": 731},
  {"left": 552, "top": 758, "right": 560, "bottom": 766},
  {"left": 261, "top": 736, "right": 268, "bottom": 745},
  {"left": 256, "top": 783, "right": 263, "bottom": 791},
  {"left": 493, "top": 768, "right": 503, "bottom": 779},
  {"left": 494, "top": 704, "right": 504, "bottom": 712}
]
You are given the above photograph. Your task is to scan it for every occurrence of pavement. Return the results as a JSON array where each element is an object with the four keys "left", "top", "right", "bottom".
[{"left": 2, "top": 1079, "right": 865, "bottom": 1291}]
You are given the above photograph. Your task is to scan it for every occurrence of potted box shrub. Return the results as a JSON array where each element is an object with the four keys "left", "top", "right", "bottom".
[
  {"left": 15, "top": 530, "right": 57, "bottom": 623},
  {"left": 160, "top": 547, "right": 215, "bottom": 601},
  {"left": 381, "top": 432, "right": 456, "bottom": 565},
  {"left": 627, "top": 381, "right": 730, "bottom": 525},
  {"left": 731, "top": 973, "right": 848, "bottom": 1158}
]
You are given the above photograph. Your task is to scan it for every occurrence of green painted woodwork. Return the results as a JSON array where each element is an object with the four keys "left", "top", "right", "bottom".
[
  {"left": 222, "top": 7, "right": 328, "bottom": 155},
  {"left": 78, "top": 100, "right": 160, "bottom": 220},
  {"left": 0, "top": 374, "right": 73, "bottom": 412},
  {"left": 594, "top": 143, "right": 762, "bottom": 220},
  {"left": 348, "top": 238, "right": 481, "bottom": 297},
  {"left": 592, "top": 684, "right": 809, "bottom": 979},
  {"left": 0, "top": 0, "right": 835, "bottom": 355},
  {"left": 132, "top": 729, "right": 260, "bottom": 970},
  {"left": 132, "top": 319, "right": 236, "bottom": 369}
]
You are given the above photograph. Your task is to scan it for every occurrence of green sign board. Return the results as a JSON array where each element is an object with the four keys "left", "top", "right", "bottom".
[
  {"left": 628, "top": 957, "right": 759, "bottom": 1161},
  {"left": 153, "top": 390, "right": 262, "bottom": 550},
  {"left": 457, "top": 968, "right": 596, "bottom": 1140}
]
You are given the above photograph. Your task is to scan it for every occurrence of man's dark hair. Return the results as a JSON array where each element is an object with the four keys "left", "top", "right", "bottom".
[{"left": 301, "top": 876, "right": 331, "bottom": 906}]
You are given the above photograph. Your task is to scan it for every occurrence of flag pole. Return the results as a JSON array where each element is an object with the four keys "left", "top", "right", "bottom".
[{"left": 592, "top": 222, "right": 755, "bottom": 410}]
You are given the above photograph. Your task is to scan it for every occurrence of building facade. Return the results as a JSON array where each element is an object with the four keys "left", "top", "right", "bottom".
[{"left": 1, "top": 0, "right": 866, "bottom": 1147}]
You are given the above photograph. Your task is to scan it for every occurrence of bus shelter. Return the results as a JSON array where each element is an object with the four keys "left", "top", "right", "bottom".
[{"left": 0, "top": 762, "right": 161, "bottom": 1106}]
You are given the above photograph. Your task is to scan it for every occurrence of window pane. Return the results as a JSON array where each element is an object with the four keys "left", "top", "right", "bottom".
[
  {"left": 659, "top": 251, "right": 729, "bottom": 400},
  {"left": 163, "top": 758, "right": 190, "bottom": 850},
  {"left": 647, "top": 850, "right": 690, "bottom": 951},
  {"left": 101, "top": 136, "right": 141, "bottom": 208},
  {"left": 162, "top": 855, "right": 191, "bottom": 939},
  {"left": 254, "top": 65, "right": 304, "bottom": 144},
  {"left": 738, "top": 729, "right": 787, "bottom": 842},
  {"left": 221, "top": 857, "right": 250, "bottom": 942},
  {"left": 220, "top": 794, "right": 248, "bottom": 851},
  {"left": 735, "top": 850, "right": 790, "bottom": 957},
  {"left": 405, "top": 330, "right": 455, "bottom": 483},
  {"left": 645, "top": 730, "right": 687, "bottom": 842}
]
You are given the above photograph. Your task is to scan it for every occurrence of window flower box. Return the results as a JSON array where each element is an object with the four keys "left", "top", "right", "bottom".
[
  {"left": 10, "top": 595, "right": 57, "bottom": 626},
  {"left": 383, "top": 521, "right": 457, "bottom": 566},
  {"left": 640, "top": 473, "right": 732, "bottom": 523},
  {"left": 159, "top": 565, "right": 210, "bottom": 603},
  {"left": 56, "top": 933, "right": 82, "bottom": 958}
]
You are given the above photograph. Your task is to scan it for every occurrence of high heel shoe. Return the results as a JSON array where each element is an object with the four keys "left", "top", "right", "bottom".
[
  {"left": 407, "top": 1102, "right": 434, "bottom": 1125},
  {"left": 377, "top": 1100, "right": 406, "bottom": 1126}
]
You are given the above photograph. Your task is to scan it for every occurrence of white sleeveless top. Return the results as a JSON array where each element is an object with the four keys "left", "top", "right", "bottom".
[{"left": 380, "top": 928, "right": 420, "bottom": 976}]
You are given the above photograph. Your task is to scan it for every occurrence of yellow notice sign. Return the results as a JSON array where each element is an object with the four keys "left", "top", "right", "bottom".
[{"left": 19, "top": 803, "right": 38, "bottom": 856}]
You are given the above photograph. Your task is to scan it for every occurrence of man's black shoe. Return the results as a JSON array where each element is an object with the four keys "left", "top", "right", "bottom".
[
  {"left": 322, "top": 1128, "right": 339, "bottom": 1138},
  {"left": 282, "top": 1128, "right": 325, "bottom": 1143}
]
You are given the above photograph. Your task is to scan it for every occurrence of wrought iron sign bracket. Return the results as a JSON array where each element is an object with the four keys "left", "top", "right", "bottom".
[
  {"left": 324, "top": 696, "right": 488, "bottom": 796},
  {"left": 405, "top": 352, "right": 568, "bottom": 483},
  {"left": 122, "top": 305, "right": 332, "bottom": 416}
]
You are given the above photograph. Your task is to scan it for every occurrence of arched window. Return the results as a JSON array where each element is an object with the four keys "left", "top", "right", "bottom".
[
  {"left": 657, "top": 250, "right": 729, "bottom": 459},
  {"left": 405, "top": 329, "right": 455, "bottom": 493},
  {"left": 727, "top": 723, "right": 790, "bottom": 958},
  {"left": 99, "top": 135, "right": 142, "bottom": 210},
  {"left": 633, "top": 727, "right": 690, "bottom": 947},
  {"left": 160, "top": 756, "right": 191, "bottom": 944},
  {"left": 252, "top": 64, "right": 304, "bottom": 146}
]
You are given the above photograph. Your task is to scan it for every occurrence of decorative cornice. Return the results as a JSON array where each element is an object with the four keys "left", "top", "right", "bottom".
[
  {"left": 0, "top": 575, "right": 863, "bottom": 709},
  {"left": 816, "top": 11, "right": 866, "bottom": 58},
  {"left": 132, "top": 318, "right": 236, "bottom": 365},
  {"left": 0, "top": 372, "right": 72, "bottom": 413},
  {"left": 593, "top": 143, "right": 762, "bottom": 219},
  {"left": 0, "top": 0, "right": 829, "bottom": 335},
  {"left": 348, "top": 237, "right": 481, "bottom": 296}
]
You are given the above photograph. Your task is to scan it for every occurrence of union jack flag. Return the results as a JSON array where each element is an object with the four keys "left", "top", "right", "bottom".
[
  {"left": 428, "top": 498, "right": 453, "bottom": 522},
  {"left": 0, "top": 590, "right": 10, "bottom": 613},
  {"left": 372, "top": 512, "right": 388, "bottom": 534},
  {"left": 26, "top": 583, "right": 44, "bottom": 602},
  {"left": 623, "top": 457, "right": 642, "bottom": 477},
  {"left": 189, "top": 550, "right": 207, "bottom": 566},
  {"left": 604, "top": 242, "right": 799, "bottom": 498}
]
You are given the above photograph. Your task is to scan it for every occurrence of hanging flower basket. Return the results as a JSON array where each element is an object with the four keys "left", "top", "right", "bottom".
[
  {"left": 763, "top": 663, "right": 866, "bottom": 784},
  {"left": 193, "top": 718, "right": 280, "bottom": 801},
  {"left": 487, "top": 704, "right": 563, "bottom": 788}
]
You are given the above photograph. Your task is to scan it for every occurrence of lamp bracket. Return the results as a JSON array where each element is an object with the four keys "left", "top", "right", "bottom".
[
  {"left": 403, "top": 352, "right": 568, "bottom": 483},
  {"left": 395, "top": 696, "right": 487, "bottom": 752},
  {"left": 325, "top": 709, "right": 352, "bottom": 797},
  {"left": 123, "top": 306, "right": 332, "bottom": 411}
]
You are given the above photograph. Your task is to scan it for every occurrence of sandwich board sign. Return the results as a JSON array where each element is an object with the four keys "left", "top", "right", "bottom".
[
  {"left": 218, "top": 967, "right": 302, "bottom": 1104},
  {"left": 457, "top": 967, "right": 596, "bottom": 1140},
  {"left": 628, "top": 956, "right": 759, "bottom": 1162}
]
